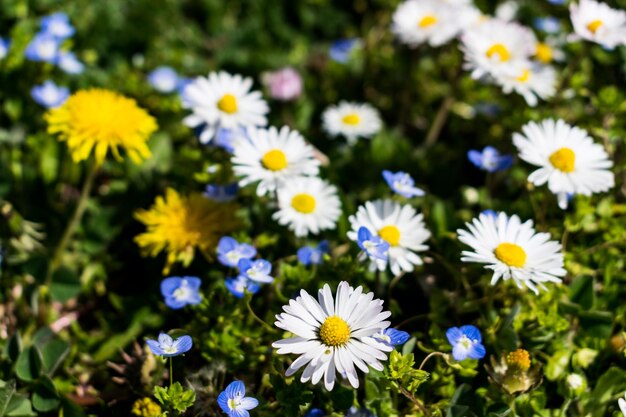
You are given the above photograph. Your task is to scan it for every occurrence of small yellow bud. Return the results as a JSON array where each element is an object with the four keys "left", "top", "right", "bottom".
[{"left": 506, "top": 349, "right": 531, "bottom": 372}]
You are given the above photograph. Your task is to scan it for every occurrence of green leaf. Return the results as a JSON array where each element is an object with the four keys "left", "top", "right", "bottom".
[
  {"left": 569, "top": 276, "right": 594, "bottom": 310},
  {"left": 15, "top": 347, "right": 43, "bottom": 382},
  {"left": 59, "top": 397, "right": 86, "bottom": 417},
  {"left": 4, "top": 333, "right": 22, "bottom": 363},
  {"left": 40, "top": 339, "right": 70, "bottom": 376},
  {"left": 0, "top": 380, "right": 17, "bottom": 416},
  {"left": 50, "top": 267, "right": 82, "bottom": 302},
  {"left": 270, "top": 375, "right": 313, "bottom": 415},
  {"left": 5, "top": 394, "right": 35, "bottom": 417},
  {"left": 32, "top": 376, "right": 60, "bottom": 412},
  {"left": 545, "top": 350, "right": 571, "bottom": 381}
]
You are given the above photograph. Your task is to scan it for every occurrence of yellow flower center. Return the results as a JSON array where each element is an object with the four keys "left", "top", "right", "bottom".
[
  {"left": 486, "top": 43, "right": 511, "bottom": 62},
  {"left": 291, "top": 193, "right": 316, "bottom": 214},
  {"left": 319, "top": 315, "right": 351, "bottom": 347},
  {"left": 419, "top": 15, "right": 438, "bottom": 28},
  {"left": 506, "top": 349, "right": 531, "bottom": 371},
  {"left": 535, "top": 42, "right": 553, "bottom": 63},
  {"left": 549, "top": 147, "right": 575, "bottom": 173},
  {"left": 516, "top": 69, "right": 531, "bottom": 83},
  {"left": 379, "top": 225, "right": 401, "bottom": 246},
  {"left": 261, "top": 149, "right": 288, "bottom": 171},
  {"left": 494, "top": 243, "right": 526, "bottom": 268},
  {"left": 132, "top": 397, "right": 162, "bottom": 417},
  {"left": 586, "top": 19, "right": 603, "bottom": 34},
  {"left": 341, "top": 113, "right": 361, "bottom": 125},
  {"left": 217, "top": 93, "right": 238, "bottom": 114}
]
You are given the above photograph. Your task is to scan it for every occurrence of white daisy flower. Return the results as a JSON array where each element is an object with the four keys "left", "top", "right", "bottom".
[
  {"left": 272, "top": 281, "right": 393, "bottom": 391},
  {"left": 534, "top": 38, "right": 566, "bottom": 64},
  {"left": 391, "top": 0, "right": 461, "bottom": 48},
  {"left": 322, "top": 101, "right": 382, "bottom": 144},
  {"left": 273, "top": 176, "right": 342, "bottom": 237},
  {"left": 347, "top": 200, "right": 430, "bottom": 276},
  {"left": 512, "top": 119, "right": 614, "bottom": 209},
  {"left": 570, "top": 0, "right": 626, "bottom": 48},
  {"left": 461, "top": 19, "right": 537, "bottom": 79},
  {"left": 182, "top": 71, "right": 269, "bottom": 144},
  {"left": 457, "top": 212, "right": 566, "bottom": 294},
  {"left": 493, "top": 61, "right": 557, "bottom": 106},
  {"left": 231, "top": 126, "right": 320, "bottom": 196}
]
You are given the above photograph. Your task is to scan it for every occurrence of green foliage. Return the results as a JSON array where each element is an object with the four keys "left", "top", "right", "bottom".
[
  {"left": 384, "top": 350, "right": 430, "bottom": 395},
  {"left": 153, "top": 382, "right": 196, "bottom": 416}
]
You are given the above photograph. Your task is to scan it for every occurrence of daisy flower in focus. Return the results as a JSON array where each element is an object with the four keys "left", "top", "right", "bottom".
[
  {"left": 461, "top": 19, "right": 536, "bottom": 79},
  {"left": 512, "top": 119, "right": 614, "bottom": 209},
  {"left": 457, "top": 211, "right": 566, "bottom": 294},
  {"left": 217, "top": 380, "right": 258, "bottom": 417},
  {"left": 45, "top": 89, "right": 157, "bottom": 165},
  {"left": 382, "top": 170, "right": 425, "bottom": 198},
  {"left": 322, "top": 102, "right": 382, "bottom": 144},
  {"left": 134, "top": 188, "right": 240, "bottom": 274},
  {"left": 273, "top": 176, "right": 342, "bottom": 237},
  {"left": 446, "top": 325, "right": 486, "bottom": 361},
  {"left": 272, "top": 281, "right": 393, "bottom": 390},
  {"left": 232, "top": 126, "right": 320, "bottom": 196},
  {"left": 569, "top": 0, "right": 626, "bottom": 48},
  {"left": 182, "top": 71, "right": 269, "bottom": 144},
  {"left": 492, "top": 62, "right": 557, "bottom": 106},
  {"left": 391, "top": 0, "right": 461, "bottom": 47},
  {"left": 348, "top": 200, "right": 430, "bottom": 276}
]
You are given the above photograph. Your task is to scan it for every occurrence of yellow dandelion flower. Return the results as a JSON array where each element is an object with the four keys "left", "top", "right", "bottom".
[
  {"left": 45, "top": 89, "right": 158, "bottom": 165},
  {"left": 134, "top": 188, "right": 240, "bottom": 274},
  {"left": 131, "top": 397, "right": 161, "bottom": 417}
]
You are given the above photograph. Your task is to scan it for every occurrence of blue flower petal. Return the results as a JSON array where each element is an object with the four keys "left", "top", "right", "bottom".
[
  {"left": 173, "top": 335, "right": 193, "bottom": 354},
  {"left": 254, "top": 259, "right": 272, "bottom": 275},
  {"left": 160, "top": 277, "right": 182, "bottom": 297},
  {"left": 237, "top": 258, "right": 253, "bottom": 272},
  {"left": 158, "top": 333, "right": 173, "bottom": 346},
  {"left": 445, "top": 327, "right": 463, "bottom": 346},
  {"left": 460, "top": 325, "right": 482, "bottom": 343},
  {"left": 467, "top": 150, "right": 483, "bottom": 168},
  {"left": 496, "top": 155, "right": 514, "bottom": 170},
  {"left": 217, "top": 390, "right": 230, "bottom": 413},
  {"left": 218, "top": 236, "right": 238, "bottom": 254},
  {"left": 240, "top": 397, "right": 259, "bottom": 410},
  {"left": 225, "top": 380, "right": 246, "bottom": 399},
  {"left": 467, "top": 342, "right": 486, "bottom": 360},
  {"left": 164, "top": 297, "right": 187, "bottom": 310},
  {"left": 184, "top": 276, "right": 202, "bottom": 290},
  {"left": 452, "top": 343, "right": 469, "bottom": 361},
  {"left": 387, "top": 329, "right": 410, "bottom": 346},
  {"left": 146, "top": 339, "right": 163, "bottom": 355},
  {"left": 297, "top": 247, "right": 313, "bottom": 265}
]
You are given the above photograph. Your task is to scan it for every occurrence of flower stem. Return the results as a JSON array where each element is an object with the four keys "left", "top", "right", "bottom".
[
  {"left": 418, "top": 351, "right": 447, "bottom": 370},
  {"left": 47, "top": 161, "right": 98, "bottom": 284},
  {"left": 399, "top": 386, "right": 431, "bottom": 417},
  {"left": 423, "top": 95, "right": 454, "bottom": 148},
  {"left": 245, "top": 296, "right": 276, "bottom": 333},
  {"left": 169, "top": 357, "right": 173, "bottom": 387}
]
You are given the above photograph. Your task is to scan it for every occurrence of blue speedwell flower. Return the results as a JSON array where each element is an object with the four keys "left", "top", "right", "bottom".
[
  {"left": 373, "top": 328, "right": 410, "bottom": 348},
  {"left": 56, "top": 51, "right": 84, "bottom": 74},
  {"left": 481, "top": 209, "right": 498, "bottom": 218},
  {"left": 533, "top": 17, "right": 560, "bottom": 33},
  {"left": 217, "top": 380, "right": 258, "bottom": 417},
  {"left": 297, "top": 241, "right": 329, "bottom": 266},
  {"left": 146, "top": 333, "right": 193, "bottom": 357},
  {"left": 148, "top": 66, "right": 180, "bottom": 93},
  {"left": 205, "top": 183, "right": 238, "bottom": 202},
  {"left": 238, "top": 259, "right": 273, "bottom": 283},
  {"left": 217, "top": 236, "right": 257, "bottom": 267},
  {"left": 0, "top": 38, "right": 10, "bottom": 59},
  {"left": 357, "top": 227, "right": 389, "bottom": 261},
  {"left": 40, "top": 12, "right": 75, "bottom": 39},
  {"left": 31, "top": 81, "right": 69, "bottom": 108},
  {"left": 329, "top": 38, "right": 361, "bottom": 63},
  {"left": 25, "top": 33, "right": 60, "bottom": 62},
  {"left": 467, "top": 146, "right": 513, "bottom": 172},
  {"left": 306, "top": 408, "right": 325, "bottom": 417},
  {"left": 160, "top": 276, "right": 202, "bottom": 309},
  {"left": 446, "top": 325, "right": 486, "bottom": 361},
  {"left": 382, "top": 170, "right": 425, "bottom": 198},
  {"left": 225, "top": 276, "right": 260, "bottom": 298}
]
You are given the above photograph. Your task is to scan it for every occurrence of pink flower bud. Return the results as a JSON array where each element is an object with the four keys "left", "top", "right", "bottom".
[{"left": 263, "top": 67, "right": 303, "bottom": 101}]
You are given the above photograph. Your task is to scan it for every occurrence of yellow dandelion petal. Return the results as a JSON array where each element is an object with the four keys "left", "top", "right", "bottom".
[
  {"left": 134, "top": 188, "right": 240, "bottom": 274},
  {"left": 45, "top": 89, "right": 158, "bottom": 166}
]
